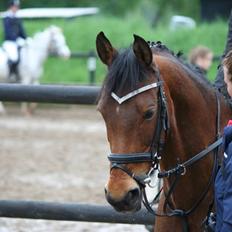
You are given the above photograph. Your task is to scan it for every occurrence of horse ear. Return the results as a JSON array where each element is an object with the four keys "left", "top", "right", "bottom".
[
  {"left": 96, "top": 31, "right": 118, "bottom": 66},
  {"left": 133, "top": 34, "right": 152, "bottom": 67}
]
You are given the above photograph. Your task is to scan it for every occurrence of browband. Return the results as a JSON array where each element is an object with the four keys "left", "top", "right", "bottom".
[
  {"left": 108, "top": 153, "right": 154, "bottom": 164},
  {"left": 111, "top": 81, "right": 163, "bottom": 104}
]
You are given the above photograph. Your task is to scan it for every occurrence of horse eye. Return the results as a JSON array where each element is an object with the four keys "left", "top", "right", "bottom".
[{"left": 144, "top": 109, "right": 155, "bottom": 120}]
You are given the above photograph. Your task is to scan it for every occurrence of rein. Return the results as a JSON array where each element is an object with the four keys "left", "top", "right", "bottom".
[{"left": 108, "top": 67, "right": 222, "bottom": 231}]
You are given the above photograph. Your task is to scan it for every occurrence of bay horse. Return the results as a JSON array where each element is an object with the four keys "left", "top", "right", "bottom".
[{"left": 96, "top": 32, "right": 232, "bottom": 232}]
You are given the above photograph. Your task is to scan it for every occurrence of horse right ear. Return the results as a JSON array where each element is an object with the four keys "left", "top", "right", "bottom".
[
  {"left": 133, "top": 34, "right": 152, "bottom": 67},
  {"left": 96, "top": 32, "right": 118, "bottom": 66}
]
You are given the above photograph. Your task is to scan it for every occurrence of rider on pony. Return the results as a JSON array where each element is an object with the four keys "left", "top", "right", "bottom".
[{"left": 2, "top": 0, "right": 26, "bottom": 80}]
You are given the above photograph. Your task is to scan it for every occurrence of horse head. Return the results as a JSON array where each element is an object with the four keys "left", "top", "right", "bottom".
[
  {"left": 47, "top": 25, "right": 70, "bottom": 59},
  {"left": 96, "top": 32, "right": 232, "bottom": 230},
  {"left": 96, "top": 32, "right": 165, "bottom": 212}
]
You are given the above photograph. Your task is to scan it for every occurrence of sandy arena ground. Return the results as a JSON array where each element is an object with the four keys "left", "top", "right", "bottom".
[{"left": 0, "top": 104, "right": 151, "bottom": 232}]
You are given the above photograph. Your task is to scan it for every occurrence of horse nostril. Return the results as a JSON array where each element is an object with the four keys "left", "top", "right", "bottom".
[
  {"left": 125, "top": 188, "right": 140, "bottom": 203},
  {"left": 105, "top": 187, "right": 142, "bottom": 212}
]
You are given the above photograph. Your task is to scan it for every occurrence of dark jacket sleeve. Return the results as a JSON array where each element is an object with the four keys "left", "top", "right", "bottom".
[
  {"left": 18, "top": 18, "right": 26, "bottom": 39},
  {"left": 220, "top": 222, "right": 232, "bottom": 232},
  {"left": 215, "top": 126, "right": 232, "bottom": 232},
  {"left": 2, "top": 16, "right": 26, "bottom": 41},
  {"left": 3, "top": 17, "right": 13, "bottom": 41},
  {"left": 219, "top": 127, "right": 232, "bottom": 231},
  {"left": 221, "top": 156, "right": 232, "bottom": 232},
  {"left": 214, "top": 10, "right": 232, "bottom": 98}
]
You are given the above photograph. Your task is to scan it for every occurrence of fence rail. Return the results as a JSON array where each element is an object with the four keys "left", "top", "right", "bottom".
[
  {"left": 0, "top": 83, "right": 156, "bottom": 226},
  {"left": 0, "top": 200, "right": 155, "bottom": 225},
  {"left": 70, "top": 51, "right": 96, "bottom": 58},
  {"left": 0, "top": 84, "right": 100, "bottom": 104}
]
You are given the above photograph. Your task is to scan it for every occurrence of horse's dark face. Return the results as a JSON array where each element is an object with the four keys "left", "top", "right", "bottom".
[{"left": 96, "top": 32, "right": 159, "bottom": 212}]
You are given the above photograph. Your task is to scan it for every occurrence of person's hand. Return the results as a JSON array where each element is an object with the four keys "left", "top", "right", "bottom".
[{"left": 16, "top": 37, "right": 25, "bottom": 46}]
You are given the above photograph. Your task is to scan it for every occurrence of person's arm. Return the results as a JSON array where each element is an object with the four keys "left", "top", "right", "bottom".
[
  {"left": 220, "top": 222, "right": 232, "bottom": 232},
  {"left": 221, "top": 156, "right": 232, "bottom": 232},
  {"left": 3, "top": 17, "right": 13, "bottom": 40},
  {"left": 18, "top": 18, "right": 26, "bottom": 39},
  {"left": 220, "top": 139, "right": 232, "bottom": 232}
]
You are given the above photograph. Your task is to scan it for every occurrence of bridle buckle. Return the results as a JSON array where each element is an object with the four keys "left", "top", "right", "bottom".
[
  {"left": 143, "top": 177, "right": 151, "bottom": 184},
  {"left": 179, "top": 164, "right": 186, "bottom": 176}
]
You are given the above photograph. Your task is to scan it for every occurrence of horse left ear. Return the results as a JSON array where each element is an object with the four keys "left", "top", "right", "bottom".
[
  {"left": 133, "top": 34, "right": 152, "bottom": 67},
  {"left": 96, "top": 31, "right": 118, "bottom": 66}
]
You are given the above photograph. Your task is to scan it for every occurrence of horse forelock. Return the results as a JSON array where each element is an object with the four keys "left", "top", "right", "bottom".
[{"left": 101, "top": 47, "right": 155, "bottom": 98}]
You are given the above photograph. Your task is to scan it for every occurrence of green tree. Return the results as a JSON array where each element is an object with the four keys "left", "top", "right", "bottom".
[{"left": 151, "top": 0, "right": 200, "bottom": 21}]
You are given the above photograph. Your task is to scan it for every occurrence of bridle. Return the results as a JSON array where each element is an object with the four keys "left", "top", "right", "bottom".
[
  {"left": 108, "top": 67, "right": 169, "bottom": 185},
  {"left": 107, "top": 64, "right": 222, "bottom": 231}
]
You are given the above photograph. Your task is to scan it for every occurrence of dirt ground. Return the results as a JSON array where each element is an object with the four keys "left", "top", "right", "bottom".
[{"left": 0, "top": 104, "right": 149, "bottom": 232}]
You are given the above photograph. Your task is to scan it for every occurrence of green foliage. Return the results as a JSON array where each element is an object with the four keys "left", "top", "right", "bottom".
[
  {"left": 93, "top": 0, "right": 141, "bottom": 16},
  {"left": 161, "top": 0, "right": 200, "bottom": 20},
  {"left": 0, "top": 13, "right": 228, "bottom": 84},
  {"left": 0, "top": 0, "right": 142, "bottom": 17},
  {"left": 136, "top": 0, "right": 201, "bottom": 25},
  {"left": 0, "top": 0, "right": 201, "bottom": 19},
  {"left": 0, "top": 0, "right": 87, "bottom": 10}
]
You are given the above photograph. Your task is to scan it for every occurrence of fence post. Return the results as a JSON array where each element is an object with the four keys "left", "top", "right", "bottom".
[{"left": 87, "top": 50, "right": 97, "bottom": 85}]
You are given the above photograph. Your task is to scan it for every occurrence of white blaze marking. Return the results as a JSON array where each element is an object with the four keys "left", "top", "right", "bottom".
[{"left": 116, "top": 106, "right": 120, "bottom": 114}]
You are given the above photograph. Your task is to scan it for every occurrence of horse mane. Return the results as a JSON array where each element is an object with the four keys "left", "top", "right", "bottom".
[
  {"left": 101, "top": 41, "right": 213, "bottom": 97},
  {"left": 31, "top": 27, "right": 54, "bottom": 47},
  {"left": 32, "top": 26, "right": 57, "bottom": 40},
  {"left": 149, "top": 41, "right": 213, "bottom": 89}
]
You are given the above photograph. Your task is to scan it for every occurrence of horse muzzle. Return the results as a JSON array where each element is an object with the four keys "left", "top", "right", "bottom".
[
  {"left": 59, "top": 47, "right": 71, "bottom": 59},
  {"left": 105, "top": 186, "right": 142, "bottom": 212}
]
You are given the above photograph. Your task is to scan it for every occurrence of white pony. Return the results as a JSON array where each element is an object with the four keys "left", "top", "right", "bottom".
[{"left": 0, "top": 25, "right": 71, "bottom": 113}]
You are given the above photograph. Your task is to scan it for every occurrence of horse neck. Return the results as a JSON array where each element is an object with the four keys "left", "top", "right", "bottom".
[
  {"left": 29, "top": 30, "right": 51, "bottom": 64},
  {"left": 164, "top": 67, "right": 216, "bottom": 163},
  {"left": 156, "top": 56, "right": 231, "bottom": 210}
]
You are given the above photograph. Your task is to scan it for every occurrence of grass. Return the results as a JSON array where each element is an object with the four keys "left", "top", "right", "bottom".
[{"left": 0, "top": 14, "right": 228, "bottom": 84}]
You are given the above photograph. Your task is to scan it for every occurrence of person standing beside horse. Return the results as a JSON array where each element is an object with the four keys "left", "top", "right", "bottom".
[
  {"left": 188, "top": 45, "right": 213, "bottom": 83},
  {"left": 214, "top": 50, "right": 232, "bottom": 232},
  {"left": 2, "top": 0, "right": 26, "bottom": 81}
]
